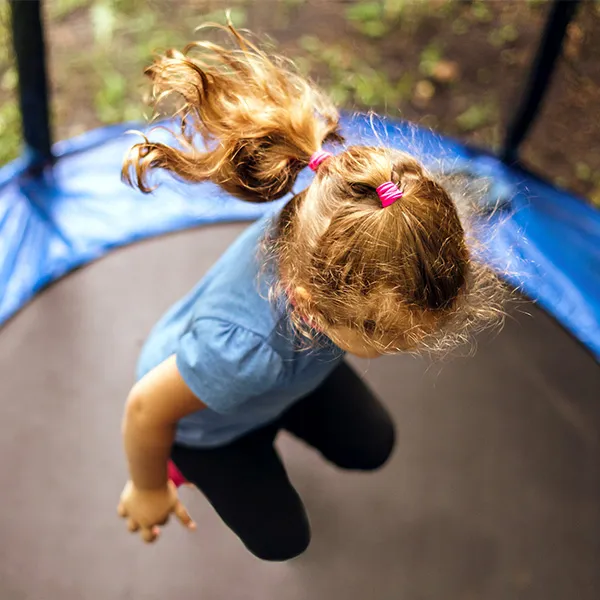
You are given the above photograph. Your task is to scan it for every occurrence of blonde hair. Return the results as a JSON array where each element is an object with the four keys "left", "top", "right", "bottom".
[{"left": 123, "top": 23, "right": 505, "bottom": 355}]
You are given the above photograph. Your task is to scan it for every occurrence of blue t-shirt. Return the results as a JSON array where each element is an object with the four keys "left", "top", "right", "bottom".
[{"left": 136, "top": 211, "right": 345, "bottom": 448}]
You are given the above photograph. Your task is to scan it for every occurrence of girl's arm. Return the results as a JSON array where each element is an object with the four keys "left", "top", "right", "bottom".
[
  {"left": 118, "top": 354, "right": 203, "bottom": 542},
  {"left": 123, "top": 354, "right": 204, "bottom": 490}
]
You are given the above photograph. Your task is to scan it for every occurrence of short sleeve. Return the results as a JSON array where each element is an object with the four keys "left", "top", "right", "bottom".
[{"left": 175, "top": 318, "right": 284, "bottom": 414}]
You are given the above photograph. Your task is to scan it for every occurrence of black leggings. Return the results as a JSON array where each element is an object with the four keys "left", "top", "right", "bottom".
[{"left": 171, "top": 361, "right": 395, "bottom": 562}]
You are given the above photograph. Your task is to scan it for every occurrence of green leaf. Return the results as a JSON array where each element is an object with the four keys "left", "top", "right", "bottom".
[
  {"left": 299, "top": 35, "right": 321, "bottom": 54},
  {"left": 500, "top": 24, "right": 519, "bottom": 43},
  {"left": 471, "top": 0, "right": 493, "bottom": 23},
  {"left": 383, "top": 0, "right": 407, "bottom": 21},
  {"left": 575, "top": 162, "right": 592, "bottom": 182},
  {"left": 328, "top": 83, "right": 350, "bottom": 105},
  {"left": 346, "top": 2, "right": 383, "bottom": 24},
  {"left": 0, "top": 101, "right": 21, "bottom": 165},
  {"left": 456, "top": 102, "right": 495, "bottom": 131},
  {"left": 321, "top": 45, "right": 348, "bottom": 70},
  {"left": 452, "top": 18, "right": 469, "bottom": 36},
  {"left": 419, "top": 43, "right": 443, "bottom": 77},
  {"left": 362, "top": 21, "right": 388, "bottom": 38}
]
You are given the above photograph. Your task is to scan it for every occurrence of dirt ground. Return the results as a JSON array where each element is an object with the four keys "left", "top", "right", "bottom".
[{"left": 1, "top": 0, "right": 600, "bottom": 206}]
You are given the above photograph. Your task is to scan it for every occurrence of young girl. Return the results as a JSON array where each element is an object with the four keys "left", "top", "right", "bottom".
[{"left": 117, "top": 24, "right": 502, "bottom": 561}]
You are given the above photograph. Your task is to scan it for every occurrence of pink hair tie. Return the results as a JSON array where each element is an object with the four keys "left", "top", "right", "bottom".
[
  {"left": 308, "top": 149, "right": 333, "bottom": 172},
  {"left": 376, "top": 181, "right": 403, "bottom": 208}
]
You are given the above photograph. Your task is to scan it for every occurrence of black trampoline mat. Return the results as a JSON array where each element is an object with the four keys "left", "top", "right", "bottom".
[{"left": 1, "top": 223, "right": 598, "bottom": 600}]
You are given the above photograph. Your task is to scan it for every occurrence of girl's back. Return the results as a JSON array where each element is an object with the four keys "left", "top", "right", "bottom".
[{"left": 137, "top": 213, "right": 343, "bottom": 448}]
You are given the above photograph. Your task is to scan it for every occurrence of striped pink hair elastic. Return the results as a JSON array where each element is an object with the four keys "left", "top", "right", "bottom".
[
  {"left": 376, "top": 181, "right": 403, "bottom": 208},
  {"left": 308, "top": 149, "right": 333, "bottom": 171}
]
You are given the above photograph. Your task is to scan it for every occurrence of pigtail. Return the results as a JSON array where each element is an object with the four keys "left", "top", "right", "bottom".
[{"left": 122, "top": 23, "right": 342, "bottom": 202}]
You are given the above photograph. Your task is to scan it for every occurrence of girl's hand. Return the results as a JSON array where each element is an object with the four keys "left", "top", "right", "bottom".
[{"left": 117, "top": 480, "right": 196, "bottom": 543}]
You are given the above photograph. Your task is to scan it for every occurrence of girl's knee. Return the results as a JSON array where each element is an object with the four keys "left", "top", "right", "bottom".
[
  {"left": 247, "top": 524, "right": 311, "bottom": 562},
  {"left": 332, "top": 421, "right": 396, "bottom": 472}
]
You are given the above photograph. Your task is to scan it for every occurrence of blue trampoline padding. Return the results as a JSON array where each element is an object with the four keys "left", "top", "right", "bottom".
[{"left": 1, "top": 113, "right": 599, "bottom": 359}]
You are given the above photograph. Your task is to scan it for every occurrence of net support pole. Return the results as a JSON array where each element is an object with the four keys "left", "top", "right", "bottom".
[
  {"left": 9, "top": 0, "right": 53, "bottom": 172},
  {"left": 500, "top": 0, "right": 581, "bottom": 164}
]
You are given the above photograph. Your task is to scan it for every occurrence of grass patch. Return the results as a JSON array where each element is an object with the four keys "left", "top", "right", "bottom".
[
  {"left": 344, "top": 0, "right": 417, "bottom": 39},
  {"left": 299, "top": 35, "right": 408, "bottom": 110},
  {"left": 0, "top": 101, "right": 21, "bottom": 164},
  {"left": 456, "top": 100, "right": 498, "bottom": 132}
]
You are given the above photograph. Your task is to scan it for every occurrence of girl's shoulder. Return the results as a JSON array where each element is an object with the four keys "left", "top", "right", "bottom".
[{"left": 176, "top": 315, "right": 287, "bottom": 414}]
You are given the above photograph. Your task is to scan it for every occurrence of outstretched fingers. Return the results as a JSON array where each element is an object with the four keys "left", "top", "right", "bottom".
[{"left": 174, "top": 501, "right": 196, "bottom": 530}]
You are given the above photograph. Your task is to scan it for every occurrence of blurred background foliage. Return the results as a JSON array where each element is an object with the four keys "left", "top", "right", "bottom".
[{"left": 1, "top": 0, "right": 599, "bottom": 206}]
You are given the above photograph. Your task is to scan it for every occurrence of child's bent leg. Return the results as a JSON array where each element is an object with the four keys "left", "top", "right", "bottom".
[
  {"left": 171, "top": 427, "right": 310, "bottom": 562},
  {"left": 281, "top": 362, "right": 396, "bottom": 471}
]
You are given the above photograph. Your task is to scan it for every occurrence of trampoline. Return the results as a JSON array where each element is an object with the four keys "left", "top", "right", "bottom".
[{"left": 1, "top": 2, "right": 599, "bottom": 599}]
